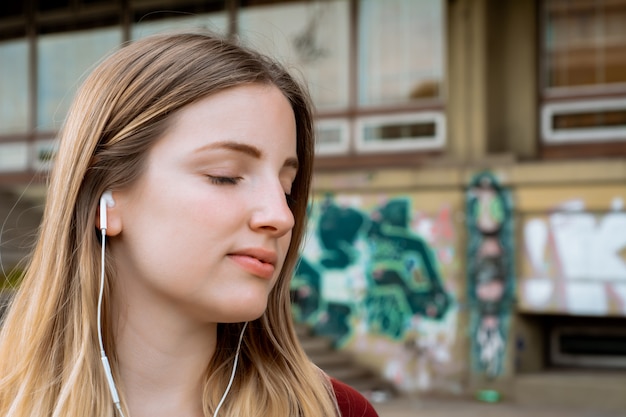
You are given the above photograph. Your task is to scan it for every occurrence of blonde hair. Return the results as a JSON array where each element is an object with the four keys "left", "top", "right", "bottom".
[{"left": 0, "top": 32, "right": 337, "bottom": 417}]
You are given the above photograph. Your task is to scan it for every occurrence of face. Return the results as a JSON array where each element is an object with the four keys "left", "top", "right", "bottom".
[{"left": 108, "top": 84, "right": 298, "bottom": 326}]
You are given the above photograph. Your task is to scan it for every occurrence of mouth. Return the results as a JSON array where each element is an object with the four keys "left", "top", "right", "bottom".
[{"left": 227, "top": 248, "right": 278, "bottom": 280}]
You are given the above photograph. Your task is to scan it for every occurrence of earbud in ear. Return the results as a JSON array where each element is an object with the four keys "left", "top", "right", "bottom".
[{"left": 99, "top": 191, "right": 115, "bottom": 231}]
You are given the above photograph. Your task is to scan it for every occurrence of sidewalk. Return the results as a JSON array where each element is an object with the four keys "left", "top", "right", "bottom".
[{"left": 371, "top": 396, "right": 626, "bottom": 417}]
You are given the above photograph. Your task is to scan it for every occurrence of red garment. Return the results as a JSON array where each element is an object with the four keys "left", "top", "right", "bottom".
[{"left": 331, "top": 378, "right": 380, "bottom": 417}]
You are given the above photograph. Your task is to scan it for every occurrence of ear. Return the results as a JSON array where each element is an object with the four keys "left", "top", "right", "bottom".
[{"left": 96, "top": 191, "right": 122, "bottom": 236}]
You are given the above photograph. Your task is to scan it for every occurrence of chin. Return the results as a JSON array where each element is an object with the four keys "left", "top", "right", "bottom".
[{"left": 219, "top": 303, "right": 268, "bottom": 323}]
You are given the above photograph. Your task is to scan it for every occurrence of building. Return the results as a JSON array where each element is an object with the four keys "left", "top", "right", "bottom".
[{"left": 1, "top": 0, "right": 625, "bottom": 410}]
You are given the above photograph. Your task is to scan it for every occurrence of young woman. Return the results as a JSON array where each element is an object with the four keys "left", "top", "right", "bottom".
[{"left": 0, "top": 32, "right": 378, "bottom": 417}]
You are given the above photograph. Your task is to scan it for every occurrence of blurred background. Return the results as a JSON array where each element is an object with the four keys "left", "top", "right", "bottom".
[{"left": 0, "top": 0, "right": 625, "bottom": 413}]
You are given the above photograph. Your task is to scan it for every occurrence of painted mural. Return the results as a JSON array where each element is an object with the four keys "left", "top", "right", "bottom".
[
  {"left": 520, "top": 197, "right": 626, "bottom": 316},
  {"left": 291, "top": 193, "right": 462, "bottom": 392},
  {"left": 466, "top": 172, "right": 515, "bottom": 378}
]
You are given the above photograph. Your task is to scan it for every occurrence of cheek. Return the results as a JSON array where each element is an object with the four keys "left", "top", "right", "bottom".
[
  {"left": 157, "top": 184, "right": 233, "bottom": 232},
  {"left": 280, "top": 231, "right": 293, "bottom": 253},
  {"left": 276, "top": 231, "right": 294, "bottom": 273}
]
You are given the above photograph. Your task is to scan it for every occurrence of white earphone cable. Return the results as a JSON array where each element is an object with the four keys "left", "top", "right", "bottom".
[
  {"left": 213, "top": 321, "right": 248, "bottom": 417},
  {"left": 99, "top": 228, "right": 125, "bottom": 417}
]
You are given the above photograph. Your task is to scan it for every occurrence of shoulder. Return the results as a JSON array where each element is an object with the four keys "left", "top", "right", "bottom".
[{"left": 330, "top": 378, "right": 380, "bottom": 417}]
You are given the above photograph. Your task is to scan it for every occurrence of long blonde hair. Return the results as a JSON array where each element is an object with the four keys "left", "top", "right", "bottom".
[{"left": 0, "top": 32, "right": 337, "bottom": 417}]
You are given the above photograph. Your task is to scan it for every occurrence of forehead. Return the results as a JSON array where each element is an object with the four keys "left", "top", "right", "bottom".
[{"left": 149, "top": 84, "right": 298, "bottom": 160}]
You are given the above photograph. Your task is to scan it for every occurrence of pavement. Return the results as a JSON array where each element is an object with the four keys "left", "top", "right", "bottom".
[{"left": 371, "top": 396, "right": 626, "bottom": 417}]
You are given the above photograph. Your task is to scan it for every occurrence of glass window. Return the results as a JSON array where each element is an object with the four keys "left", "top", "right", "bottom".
[
  {"left": 315, "top": 119, "right": 350, "bottom": 155},
  {"left": 355, "top": 112, "right": 445, "bottom": 153},
  {"left": 541, "top": 98, "right": 626, "bottom": 143},
  {"left": 131, "top": 13, "right": 228, "bottom": 40},
  {"left": 0, "top": 39, "right": 29, "bottom": 135},
  {"left": 544, "top": 0, "right": 626, "bottom": 89},
  {"left": 0, "top": 142, "right": 29, "bottom": 172},
  {"left": 33, "top": 138, "right": 58, "bottom": 171},
  {"left": 358, "top": 0, "right": 445, "bottom": 106},
  {"left": 37, "top": 27, "right": 122, "bottom": 131},
  {"left": 238, "top": 0, "right": 350, "bottom": 110}
]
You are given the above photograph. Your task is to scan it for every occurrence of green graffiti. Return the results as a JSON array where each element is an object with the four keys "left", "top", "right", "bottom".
[
  {"left": 292, "top": 196, "right": 452, "bottom": 345},
  {"left": 364, "top": 286, "right": 412, "bottom": 340},
  {"left": 466, "top": 171, "right": 515, "bottom": 378}
]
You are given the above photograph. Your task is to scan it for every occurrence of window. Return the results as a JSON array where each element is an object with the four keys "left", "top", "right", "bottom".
[
  {"left": 238, "top": 0, "right": 350, "bottom": 110},
  {"left": 315, "top": 119, "right": 350, "bottom": 155},
  {"left": 358, "top": 0, "right": 444, "bottom": 107},
  {"left": 542, "top": 98, "right": 626, "bottom": 143},
  {"left": 541, "top": 0, "right": 626, "bottom": 146},
  {"left": 131, "top": 13, "right": 228, "bottom": 40},
  {"left": 37, "top": 27, "right": 122, "bottom": 131},
  {"left": 0, "top": 39, "right": 29, "bottom": 135},
  {"left": 0, "top": 142, "right": 29, "bottom": 173},
  {"left": 33, "top": 139, "right": 58, "bottom": 171},
  {"left": 544, "top": 0, "right": 626, "bottom": 89},
  {"left": 355, "top": 112, "right": 445, "bottom": 153}
]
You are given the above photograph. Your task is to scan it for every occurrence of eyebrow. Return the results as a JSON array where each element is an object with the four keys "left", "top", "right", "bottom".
[{"left": 195, "top": 140, "right": 299, "bottom": 170}]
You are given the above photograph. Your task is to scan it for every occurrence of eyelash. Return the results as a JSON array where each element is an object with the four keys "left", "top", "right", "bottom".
[
  {"left": 207, "top": 176, "right": 242, "bottom": 185},
  {"left": 208, "top": 175, "right": 296, "bottom": 205}
]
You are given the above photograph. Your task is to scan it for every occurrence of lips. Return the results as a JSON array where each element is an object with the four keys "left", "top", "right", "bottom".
[{"left": 227, "top": 248, "right": 278, "bottom": 280}]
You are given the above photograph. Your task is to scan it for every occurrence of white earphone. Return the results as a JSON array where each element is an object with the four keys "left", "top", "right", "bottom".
[{"left": 99, "top": 190, "right": 115, "bottom": 231}]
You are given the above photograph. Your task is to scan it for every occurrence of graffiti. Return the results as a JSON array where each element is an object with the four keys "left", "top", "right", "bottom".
[
  {"left": 382, "top": 317, "right": 458, "bottom": 392},
  {"left": 520, "top": 198, "right": 626, "bottom": 316},
  {"left": 364, "top": 286, "right": 412, "bottom": 340},
  {"left": 291, "top": 193, "right": 458, "bottom": 391},
  {"left": 292, "top": 196, "right": 366, "bottom": 342},
  {"left": 293, "top": 195, "right": 452, "bottom": 343},
  {"left": 466, "top": 172, "right": 515, "bottom": 378},
  {"left": 365, "top": 199, "right": 451, "bottom": 338},
  {"left": 318, "top": 199, "right": 364, "bottom": 269}
]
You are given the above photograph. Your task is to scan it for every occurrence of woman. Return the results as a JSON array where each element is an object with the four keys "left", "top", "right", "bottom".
[{"left": 0, "top": 32, "right": 378, "bottom": 417}]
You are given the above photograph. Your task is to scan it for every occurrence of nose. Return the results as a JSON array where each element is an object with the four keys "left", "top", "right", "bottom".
[{"left": 248, "top": 181, "right": 295, "bottom": 237}]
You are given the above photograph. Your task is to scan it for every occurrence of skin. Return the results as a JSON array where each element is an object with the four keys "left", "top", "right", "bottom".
[{"left": 103, "top": 83, "right": 298, "bottom": 417}]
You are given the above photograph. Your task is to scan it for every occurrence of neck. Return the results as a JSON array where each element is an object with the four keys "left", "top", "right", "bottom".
[{"left": 112, "top": 298, "right": 217, "bottom": 417}]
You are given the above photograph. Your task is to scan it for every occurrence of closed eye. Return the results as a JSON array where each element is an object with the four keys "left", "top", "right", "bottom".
[{"left": 207, "top": 176, "right": 242, "bottom": 185}]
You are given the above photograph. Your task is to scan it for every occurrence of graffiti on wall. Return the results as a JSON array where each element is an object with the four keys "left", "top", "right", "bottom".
[
  {"left": 466, "top": 172, "right": 515, "bottom": 378},
  {"left": 520, "top": 198, "right": 626, "bottom": 316},
  {"left": 291, "top": 193, "right": 461, "bottom": 392}
]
